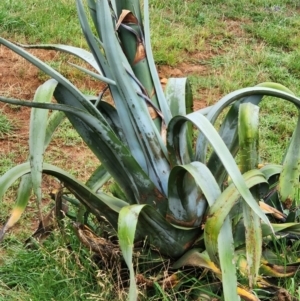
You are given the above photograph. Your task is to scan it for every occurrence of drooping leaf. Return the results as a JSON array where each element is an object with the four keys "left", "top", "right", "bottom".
[
  {"left": 0, "top": 83, "right": 65, "bottom": 240},
  {"left": 165, "top": 78, "right": 193, "bottom": 164},
  {"left": 0, "top": 174, "right": 31, "bottom": 241},
  {"left": 0, "top": 38, "right": 104, "bottom": 118},
  {"left": 17, "top": 43, "right": 102, "bottom": 74},
  {"left": 196, "top": 85, "right": 300, "bottom": 165},
  {"left": 219, "top": 216, "right": 239, "bottom": 301},
  {"left": 0, "top": 162, "right": 128, "bottom": 229},
  {"left": 167, "top": 162, "right": 220, "bottom": 227},
  {"left": 136, "top": 205, "right": 201, "bottom": 258},
  {"left": 168, "top": 112, "right": 271, "bottom": 228},
  {"left": 172, "top": 249, "right": 221, "bottom": 275},
  {"left": 0, "top": 95, "right": 166, "bottom": 213},
  {"left": 259, "top": 260, "right": 298, "bottom": 278}
]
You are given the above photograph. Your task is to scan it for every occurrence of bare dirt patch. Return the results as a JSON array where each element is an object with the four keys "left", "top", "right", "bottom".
[{"left": 0, "top": 45, "right": 103, "bottom": 179}]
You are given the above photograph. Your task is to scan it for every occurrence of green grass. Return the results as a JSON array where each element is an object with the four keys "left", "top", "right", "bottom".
[
  {"left": 0, "top": 117, "right": 14, "bottom": 175},
  {"left": 0, "top": 228, "right": 119, "bottom": 301},
  {"left": 0, "top": 113, "right": 14, "bottom": 138},
  {"left": 0, "top": 0, "right": 82, "bottom": 45},
  {"left": 53, "top": 119, "right": 83, "bottom": 146},
  {"left": 1, "top": 0, "right": 300, "bottom": 300}
]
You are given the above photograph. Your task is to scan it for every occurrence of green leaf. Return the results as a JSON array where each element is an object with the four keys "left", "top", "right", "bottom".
[
  {"left": 0, "top": 88, "right": 66, "bottom": 240},
  {"left": 206, "top": 95, "right": 262, "bottom": 186},
  {"left": 0, "top": 162, "right": 128, "bottom": 229},
  {"left": 167, "top": 162, "right": 220, "bottom": 227},
  {"left": 256, "top": 82, "right": 295, "bottom": 95},
  {"left": 144, "top": 0, "right": 172, "bottom": 124},
  {"left": 16, "top": 43, "right": 102, "bottom": 74},
  {"left": 68, "top": 62, "right": 116, "bottom": 85},
  {"left": 30, "top": 79, "right": 57, "bottom": 210},
  {"left": 136, "top": 205, "right": 200, "bottom": 258},
  {"left": 218, "top": 216, "right": 239, "bottom": 301},
  {"left": 44, "top": 110, "right": 66, "bottom": 147},
  {"left": 278, "top": 112, "right": 300, "bottom": 207},
  {"left": 85, "top": 164, "right": 110, "bottom": 192},
  {"left": 0, "top": 174, "right": 31, "bottom": 241},
  {"left": 96, "top": 101, "right": 128, "bottom": 145},
  {"left": 0, "top": 38, "right": 103, "bottom": 118},
  {"left": 195, "top": 85, "right": 300, "bottom": 164},
  {"left": 167, "top": 160, "right": 238, "bottom": 301},
  {"left": 165, "top": 78, "right": 193, "bottom": 164},
  {"left": 172, "top": 249, "right": 221, "bottom": 275},
  {"left": 96, "top": 0, "right": 170, "bottom": 195},
  {"left": 117, "top": 9, "right": 162, "bottom": 130},
  {"left": 76, "top": 0, "right": 110, "bottom": 77},
  {"left": 259, "top": 164, "right": 282, "bottom": 180},
  {"left": 204, "top": 169, "right": 267, "bottom": 264},
  {"left": 118, "top": 205, "right": 145, "bottom": 301},
  {"left": 238, "top": 103, "right": 261, "bottom": 288},
  {"left": 262, "top": 222, "right": 300, "bottom": 236},
  {"left": 173, "top": 248, "right": 240, "bottom": 301},
  {"left": 0, "top": 95, "right": 166, "bottom": 212},
  {"left": 168, "top": 112, "right": 271, "bottom": 228}
]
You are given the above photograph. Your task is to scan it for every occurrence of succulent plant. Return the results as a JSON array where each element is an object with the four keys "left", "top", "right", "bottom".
[{"left": 0, "top": 1, "right": 299, "bottom": 300}]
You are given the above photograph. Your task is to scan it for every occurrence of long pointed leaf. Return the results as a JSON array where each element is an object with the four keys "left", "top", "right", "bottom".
[
  {"left": 0, "top": 38, "right": 104, "bottom": 119},
  {"left": 167, "top": 162, "right": 220, "bottom": 227},
  {"left": 76, "top": 0, "right": 110, "bottom": 77},
  {"left": 218, "top": 216, "right": 239, "bottom": 301},
  {"left": 204, "top": 169, "right": 268, "bottom": 264},
  {"left": 195, "top": 86, "right": 300, "bottom": 163},
  {"left": 97, "top": 0, "right": 170, "bottom": 195},
  {"left": 0, "top": 174, "right": 31, "bottom": 241},
  {"left": 17, "top": 43, "right": 102, "bottom": 74},
  {"left": 0, "top": 162, "right": 128, "bottom": 229},
  {"left": 118, "top": 205, "right": 143, "bottom": 301},
  {"left": 165, "top": 78, "right": 193, "bottom": 164},
  {"left": 0, "top": 90, "right": 65, "bottom": 240},
  {"left": 143, "top": 0, "right": 172, "bottom": 124},
  {"left": 30, "top": 79, "right": 57, "bottom": 210},
  {"left": 168, "top": 112, "right": 271, "bottom": 228},
  {"left": 239, "top": 103, "right": 261, "bottom": 287},
  {"left": 0, "top": 95, "right": 166, "bottom": 212},
  {"left": 278, "top": 112, "right": 300, "bottom": 207}
]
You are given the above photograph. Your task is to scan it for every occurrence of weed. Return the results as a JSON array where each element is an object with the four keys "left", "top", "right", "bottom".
[
  {"left": 0, "top": 228, "right": 119, "bottom": 301},
  {"left": 0, "top": 113, "right": 13, "bottom": 137}
]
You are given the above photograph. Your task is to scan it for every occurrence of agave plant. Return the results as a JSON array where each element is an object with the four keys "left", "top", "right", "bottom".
[{"left": 0, "top": 0, "right": 300, "bottom": 300}]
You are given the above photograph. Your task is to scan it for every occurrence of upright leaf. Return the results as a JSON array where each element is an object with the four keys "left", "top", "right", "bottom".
[
  {"left": 238, "top": 103, "right": 261, "bottom": 287},
  {"left": 118, "top": 205, "right": 144, "bottom": 301},
  {"left": 30, "top": 79, "right": 57, "bottom": 215},
  {"left": 278, "top": 112, "right": 300, "bottom": 208}
]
